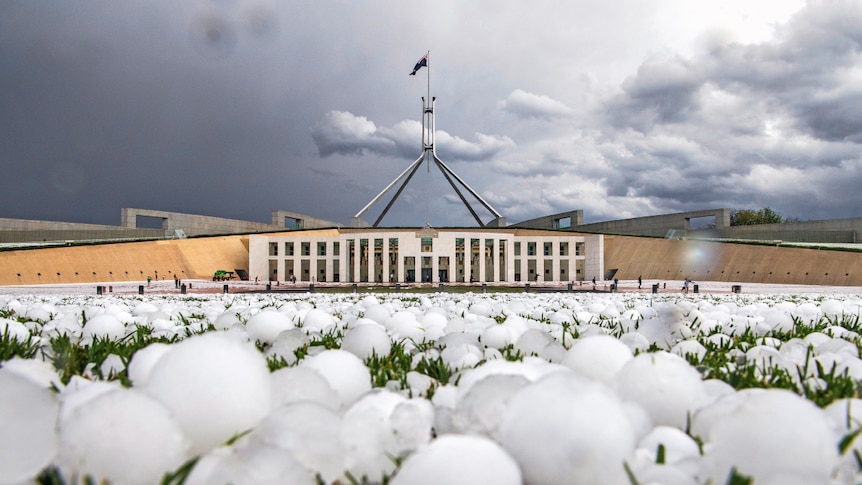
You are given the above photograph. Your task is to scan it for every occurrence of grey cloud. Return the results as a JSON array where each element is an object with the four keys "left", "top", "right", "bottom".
[
  {"left": 501, "top": 90, "right": 574, "bottom": 120},
  {"left": 310, "top": 111, "right": 397, "bottom": 158},
  {"left": 312, "top": 110, "right": 514, "bottom": 162}
]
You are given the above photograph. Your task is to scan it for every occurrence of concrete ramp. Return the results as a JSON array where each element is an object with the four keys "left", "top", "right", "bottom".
[
  {"left": 0, "top": 235, "right": 249, "bottom": 286},
  {"left": 604, "top": 235, "right": 862, "bottom": 286}
]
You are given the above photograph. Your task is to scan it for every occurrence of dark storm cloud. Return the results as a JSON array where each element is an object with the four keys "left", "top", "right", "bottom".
[
  {"left": 595, "top": 0, "right": 862, "bottom": 220},
  {"left": 2, "top": 0, "right": 861, "bottom": 228}
]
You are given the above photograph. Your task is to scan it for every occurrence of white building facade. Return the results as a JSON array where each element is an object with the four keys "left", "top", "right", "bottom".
[{"left": 250, "top": 228, "right": 603, "bottom": 284}]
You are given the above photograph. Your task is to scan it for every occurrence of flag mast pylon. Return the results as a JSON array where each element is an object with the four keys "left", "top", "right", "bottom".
[{"left": 351, "top": 52, "right": 506, "bottom": 228}]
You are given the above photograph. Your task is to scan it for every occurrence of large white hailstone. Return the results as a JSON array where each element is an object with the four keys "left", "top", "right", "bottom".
[
  {"left": 186, "top": 443, "right": 316, "bottom": 485},
  {"left": 22, "top": 303, "right": 54, "bottom": 322},
  {"left": 451, "top": 373, "right": 530, "bottom": 438},
  {"left": 825, "top": 398, "right": 862, "bottom": 432},
  {"left": 480, "top": 324, "right": 516, "bottom": 349},
  {"left": 792, "top": 302, "right": 822, "bottom": 327},
  {"left": 615, "top": 351, "right": 710, "bottom": 430},
  {"left": 671, "top": 340, "right": 707, "bottom": 363},
  {"left": 144, "top": 333, "right": 272, "bottom": 455},
  {"left": 636, "top": 426, "right": 701, "bottom": 466},
  {"left": 131, "top": 302, "right": 159, "bottom": 316},
  {"left": 302, "top": 308, "right": 335, "bottom": 332},
  {"left": 0, "top": 319, "right": 29, "bottom": 343},
  {"left": 99, "top": 353, "right": 125, "bottom": 379},
  {"left": 246, "top": 309, "right": 294, "bottom": 344},
  {"left": 438, "top": 331, "right": 481, "bottom": 349},
  {"left": 816, "top": 337, "right": 858, "bottom": 358},
  {"left": 243, "top": 401, "right": 345, "bottom": 483},
  {"left": 127, "top": 342, "right": 172, "bottom": 387},
  {"left": 43, "top": 314, "right": 82, "bottom": 338},
  {"left": 633, "top": 318, "right": 674, "bottom": 349},
  {"left": 342, "top": 323, "right": 391, "bottom": 359},
  {"left": 630, "top": 462, "right": 698, "bottom": 485},
  {"left": 81, "top": 313, "right": 126, "bottom": 343},
  {"left": 456, "top": 359, "right": 552, "bottom": 397},
  {"left": 301, "top": 349, "right": 371, "bottom": 407},
  {"left": 57, "top": 388, "right": 188, "bottom": 485},
  {"left": 265, "top": 328, "right": 310, "bottom": 365},
  {"left": 563, "top": 334, "right": 633, "bottom": 386},
  {"left": 619, "top": 332, "right": 651, "bottom": 353},
  {"left": 342, "top": 389, "right": 434, "bottom": 480},
  {"left": 703, "top": 389, "right": 838, "bottom": 484},
  {"left": 1, "top": 356, "right": 63, "bottom": 389},
  {"left": 498, "top": 371, "right": 637, "bottom": 484},
  {"left": 391, "top": 434, "right": 521, "bottom": 485},
  {"left": 468, "top": 301, "right": 493, "bottom": 317},
  {"left": 59, "top": 379, "right": 122, "bottom": 424},
  {"left": 764, "top": 309, "right": 795, "bottom": 332},
  {"left": 440, "top": 343, "right": 484, "bottom": 369},
  {"left": 212, "top": 311, "right": 242, "bottom": 330},
  {"left": 0, "top": 369, "right": 59, "bottom": 484},
  {"left": 270, "top": 366, "right": 342, "bottom": 410},
  {"left": 363, "top": 304, "right": 392, "bottom": 326}
]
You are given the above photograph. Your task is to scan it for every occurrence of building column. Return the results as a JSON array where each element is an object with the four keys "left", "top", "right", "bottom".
[{"left": 382, "top": 240, "right": 391, "bottom": 283}]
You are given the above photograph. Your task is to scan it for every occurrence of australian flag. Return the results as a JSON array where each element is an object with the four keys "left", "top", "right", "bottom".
[{"left": 409, "top": 54, "right": 428, "bottom": 75}]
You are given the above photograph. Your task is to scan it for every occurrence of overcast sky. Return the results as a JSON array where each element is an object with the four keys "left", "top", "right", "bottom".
[{"left": 2, "top": 0, "right": 860, "bottom": 227}]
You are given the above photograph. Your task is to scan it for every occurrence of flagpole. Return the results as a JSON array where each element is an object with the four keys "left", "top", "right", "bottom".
[{"left": 426, "top": 51, "right": 430, "bottom": 107}]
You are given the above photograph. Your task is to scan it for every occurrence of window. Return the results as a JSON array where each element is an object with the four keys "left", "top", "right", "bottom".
[
  {"left": 421, "top": 237, "right": 433, "bottom": 252},
  {"left": 286, "top": 242, "right": 294, "bottom": 256},
  {"left": 544, "top": 242, "right": 552, "bottom": 256},
  {"left": 301, "top": 242, "right": 310, "bottom": 256},
  {"left": 268, "top": 242, "right": 278, "bottom": 256},
  {"left": 527, "top": 242, "right": 536, "bottom": 256},
  {"left": 514, "top": 242, "right": 521, "bottom": 256},
  {"left": 560, "top": 241, "right": 569, "bottom": 256},
  {"left": 317, "top": 242, "right": 326, "bottom": 256}
]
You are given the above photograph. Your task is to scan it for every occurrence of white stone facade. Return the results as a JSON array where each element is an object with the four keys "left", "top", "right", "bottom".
[{"left": 249, "top": 228, "right": 603, "bottom": 284}]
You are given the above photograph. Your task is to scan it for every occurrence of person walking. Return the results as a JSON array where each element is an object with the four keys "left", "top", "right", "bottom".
[{"left": 638, "top": 275, "right": 642, "bottom": 289}]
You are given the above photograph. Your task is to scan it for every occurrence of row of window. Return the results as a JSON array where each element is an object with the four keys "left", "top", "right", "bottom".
[{"left": 269, "top": 238, "right": 585, "bottom": 257}]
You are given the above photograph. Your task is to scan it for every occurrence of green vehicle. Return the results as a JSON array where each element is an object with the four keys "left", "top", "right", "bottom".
[{"left": 212, "top": 270, "right": 234, "bottom": 281}]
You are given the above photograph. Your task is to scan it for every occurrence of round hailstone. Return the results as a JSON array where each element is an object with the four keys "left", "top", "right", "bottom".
[
  {"left": 1, "top": 356, "right": 63, "bottom": 390},
  {"left": 480, "top": 324, "right": 516, "bottom": 349},
  {"left": 342, "top": 389, "right": 434, "bottom": 480},
  {"left": 245, "top": 309, "right": 294, "bottom": 344},
  {"left": 185, "top": 443, "right": 316, "bottom": 485},
  {"left": 243, "top": 401, "right": 345, "bottom": 483},
  {"left": 514, "top": 328, "right": 555, "bottom": 357},
  {"left": 265, "top": 328, "right": 311, "bottom": 365},
  {"left": 671, "top": 340, "right": 707, "bottom": 363},
  {"left": 391, "top": 434, "right": 521, "bottom": 485},
  {"left": 270, "top": 366, "right": 342, "bottom": 410},
  {"left": 302, "top": 308, "right": 335, "bottom": 332},
  {"left": 636, "top": 425, "right": 701, "bottom": 466},
  {"left": 703, "top": 389, "right": 838, "bottom": 484},
  {"left": 633, "top": 318, "right": 674, "bottom": 349},
  {"left": 615, "top": 351, "right": 710, "bottom": 430},
  {"left": 58, "top": 388, "right": 188, "bottom": 485},
  {"left": 363, "top": 304, "right": 392, "bottom": 326},
  {"left": 143, "top": 333, "right": 272, "bottom": 455},
  {"left": 127, "top": 342, "right": 173, "bottom": 387},
  {"left": 341, "top": 323, "right": 392, "bottom": 359},
  {"left": 451, "top": 373, "right": 530, "bottom": 438},
  {"left": 301, "top": 349, "right": 371, "bottom": 407},
  {"left": 0, "top": 318, "right": 30, "bottom": 342},
  {"left": 81, "top": 313, "right": 126, "bottom": 343},
  {"left": 0, "top": 369, "right": 59, "bottom": 484},
  {"left": 563, "top": 334, "right": 633, "bottom": 386},
  {"left": 212, "top": 311, "right": 242, "bottom": 330},
  {"left": 498, "top": 371, "right": 637, "bottom": 484}
]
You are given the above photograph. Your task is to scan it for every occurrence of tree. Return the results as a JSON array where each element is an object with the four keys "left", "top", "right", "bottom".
[{"left": 730, "top": 207, "right": 786, "bottom": 226}]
